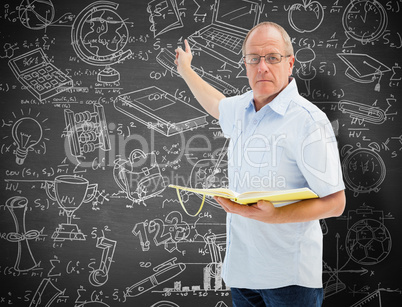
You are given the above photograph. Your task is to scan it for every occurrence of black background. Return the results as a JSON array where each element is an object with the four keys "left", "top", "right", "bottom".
[{"left": 0, "top": 0, "right": 401, "bottom": 306}]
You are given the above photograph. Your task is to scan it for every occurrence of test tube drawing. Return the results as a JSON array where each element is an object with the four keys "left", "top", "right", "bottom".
[{"left": 6, "top": 196, "right": 40, "bottom": 272}]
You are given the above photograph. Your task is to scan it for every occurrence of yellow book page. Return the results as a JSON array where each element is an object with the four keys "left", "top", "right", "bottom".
[
  {"left": 168, "top": 185, "right": 236, "bottom": 198},
  {"left": 236, "top": 188, "right": 312, "bottom": 199},
  {"left": 235, "top": 188, "right": 318, "bottom": 205}
]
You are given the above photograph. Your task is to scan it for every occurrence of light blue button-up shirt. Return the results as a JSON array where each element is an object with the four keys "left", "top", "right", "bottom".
[{"left": 218, "top": 79, "right": 345, "bottom": 289}]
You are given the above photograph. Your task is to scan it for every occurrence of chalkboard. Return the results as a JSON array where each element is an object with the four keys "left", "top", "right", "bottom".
[{"left": 0, "top": 0, "right": 401, "bottom": 306}]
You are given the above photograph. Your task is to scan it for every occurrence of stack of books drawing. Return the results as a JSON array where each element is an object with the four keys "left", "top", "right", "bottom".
[{"left": 114, "top": 86, "right": 208, "bottom": 137}]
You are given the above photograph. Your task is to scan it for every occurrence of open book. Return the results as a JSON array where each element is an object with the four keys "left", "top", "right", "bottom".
[{"left": 169, "top": 185, "right": 318, "bottom": 205}]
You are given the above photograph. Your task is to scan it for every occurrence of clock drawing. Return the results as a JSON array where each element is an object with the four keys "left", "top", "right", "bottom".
[
  {"left": 341, "top": 142, "right": 386, "bottom": 196},
  {"left": 342, "top": 0, "right": 388, "bottom": 43}
]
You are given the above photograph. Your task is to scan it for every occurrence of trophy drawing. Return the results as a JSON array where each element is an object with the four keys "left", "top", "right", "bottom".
[{"left": 46, "top": 175, "right": 97, "bottom": 241}]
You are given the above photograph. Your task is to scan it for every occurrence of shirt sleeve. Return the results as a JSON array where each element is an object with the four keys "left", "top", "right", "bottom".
[
  {"left": 295, "top": 117, "right": 345, "bottom": 198},
  {"left": 218, "top": 97, "right": 236, "bottom": 139}
]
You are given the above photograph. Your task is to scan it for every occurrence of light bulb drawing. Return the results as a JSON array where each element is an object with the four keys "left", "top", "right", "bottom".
[{"left": 11, "top": 117, "right": 43, "bottom": 165}]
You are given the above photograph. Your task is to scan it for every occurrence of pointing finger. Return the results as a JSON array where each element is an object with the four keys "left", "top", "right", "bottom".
[{"left": 184, "top": 39, "right": 191, "bottom": 53}]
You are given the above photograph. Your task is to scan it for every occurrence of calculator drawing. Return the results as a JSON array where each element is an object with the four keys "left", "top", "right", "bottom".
[{"left": 8, "top": 48, "right": 73, "bottom": 101}]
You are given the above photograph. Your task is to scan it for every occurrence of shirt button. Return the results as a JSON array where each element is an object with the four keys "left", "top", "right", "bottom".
[{"left": 253, "top": 119, "right": 258, "bottom": 125}]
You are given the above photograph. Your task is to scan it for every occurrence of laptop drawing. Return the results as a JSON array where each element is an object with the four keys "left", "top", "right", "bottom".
[{"left": 188, "top": 0, "right": 262, "bottom": 68}]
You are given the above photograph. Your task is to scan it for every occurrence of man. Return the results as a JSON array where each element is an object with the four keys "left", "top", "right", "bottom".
[{"left": 175, "top": 22, "right": 345, "bottom": 306}]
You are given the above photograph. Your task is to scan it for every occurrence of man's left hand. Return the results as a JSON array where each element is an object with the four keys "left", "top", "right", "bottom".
[
  {"left": 214, "top": 196, "right": 277, "bottom": 223},
  {"left": 214, "top": 190, "right": 346, "bottom": 224}
]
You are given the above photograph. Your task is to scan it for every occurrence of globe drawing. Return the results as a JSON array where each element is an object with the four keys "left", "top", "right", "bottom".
[
  {"left": 71, "top": 1, "right": 132, "bottom": 83},
  {"left": 19, "top": 0, "right": 55, "bottom": 30}
]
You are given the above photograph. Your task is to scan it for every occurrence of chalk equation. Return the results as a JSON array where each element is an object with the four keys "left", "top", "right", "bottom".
[{"left": 0, "top": 0, "right": 401, "bottom": 306}]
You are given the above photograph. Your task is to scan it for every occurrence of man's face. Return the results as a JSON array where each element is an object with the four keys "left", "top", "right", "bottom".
[{"left": 244, "top": 26, "right": 295, "bottom": 108}]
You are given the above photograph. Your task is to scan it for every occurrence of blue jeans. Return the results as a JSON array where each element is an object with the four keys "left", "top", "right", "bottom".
[{"left": 231, "top": 286, "right": 323, "bottom": 307}]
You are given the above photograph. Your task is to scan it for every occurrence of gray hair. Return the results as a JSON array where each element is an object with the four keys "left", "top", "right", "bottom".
[{"left": 242, "top": 21, "right": 294, "bottom": 56}]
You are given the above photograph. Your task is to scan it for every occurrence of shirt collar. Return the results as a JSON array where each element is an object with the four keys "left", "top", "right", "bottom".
[
  {"left": 245, "top": 96, "right": 254, "bottom": 110},
  {"left": 245, "top": 78, "right": 298, "bottom": 116}
]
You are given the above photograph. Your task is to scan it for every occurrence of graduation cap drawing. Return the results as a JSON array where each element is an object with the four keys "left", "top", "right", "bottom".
[{"left": 337, "top": 53, "right": 391, "bottom": 91}]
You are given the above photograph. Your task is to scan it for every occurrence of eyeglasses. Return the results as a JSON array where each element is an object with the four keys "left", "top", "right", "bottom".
[{"left": 243, "top": 53, "right": 291, "bottom": 65}]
